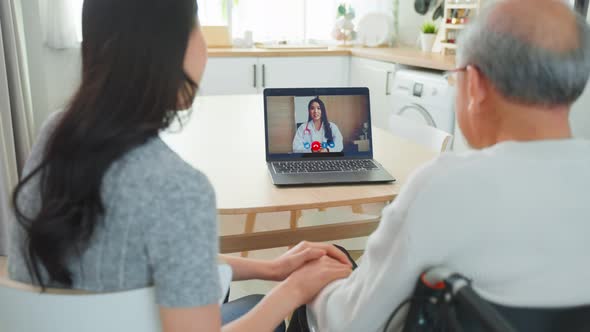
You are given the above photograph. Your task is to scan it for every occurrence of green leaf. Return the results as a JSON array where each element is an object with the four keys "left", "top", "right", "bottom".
[
  {"left": 421, "top": 21, "right": 437, "bottom": 34},
  {"left": 338, "top": 4, "right": 346, "bottom": 16},
  {"left": 221, "top": 0, "right": 239, "bottom": 20}
]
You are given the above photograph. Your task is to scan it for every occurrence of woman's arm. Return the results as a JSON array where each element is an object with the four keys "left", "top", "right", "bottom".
[
  {"left": 159, "top": 286, "right": 298, "bottom": 332},
  {"left": 219, "top": 241, "right": 351, "bottom": 281},
  {"left": 160, "top": 256, "right": 353, "bottom": 332},
  {"left": 292, "top": 124, "right": 309, "bottom": 153},
  {"left": 218, "top": 255, "right": 274, "bottom": 281},
  {"left": 159, "top": 287, "right": 296, "bottom": 332},
  {"left": 160, "top": 305, "right": 221, "bottom": 332}
]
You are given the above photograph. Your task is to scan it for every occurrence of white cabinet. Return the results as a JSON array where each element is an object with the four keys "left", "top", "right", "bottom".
[
  {"left": 350, "top": 57, "right": 396, "bottom": 130},
  {"left": 200, "top": 56, "right": 349, "bottom": 95},
  {"left": 260, "top": 56, "right": 349, "bottom": 89},
  {"left": 199, "top": 57, "right": 258, "bottom": 96}
]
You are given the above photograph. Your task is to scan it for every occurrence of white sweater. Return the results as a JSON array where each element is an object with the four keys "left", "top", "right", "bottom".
[{"left": 308, "top": 139, "right": 590, "bottom": 332}]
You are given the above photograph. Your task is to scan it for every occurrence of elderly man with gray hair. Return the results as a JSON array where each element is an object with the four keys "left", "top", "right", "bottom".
[{"left": 298, "top": 0, "right": 590, "bottom": 331}]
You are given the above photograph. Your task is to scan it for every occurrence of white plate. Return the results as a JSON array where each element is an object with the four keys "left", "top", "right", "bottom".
[{"left": 357, "top": 13, "right": 393, "bottom": 47}]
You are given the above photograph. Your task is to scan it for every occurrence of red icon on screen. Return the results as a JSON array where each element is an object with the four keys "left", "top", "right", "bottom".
[{"left": 311, "top": 141, "right": 322, "bottom": 152}]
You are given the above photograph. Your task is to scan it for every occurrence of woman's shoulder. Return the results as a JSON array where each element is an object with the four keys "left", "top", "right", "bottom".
[{"left": 105, "top": 137, "right": 214, "bottom": 198}]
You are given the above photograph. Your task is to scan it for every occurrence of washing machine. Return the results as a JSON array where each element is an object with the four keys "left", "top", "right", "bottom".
[{"left": 390, "top": 69, "right": 455, "bottom": 134}]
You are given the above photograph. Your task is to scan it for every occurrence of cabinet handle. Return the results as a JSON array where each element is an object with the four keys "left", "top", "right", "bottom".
[
  {"left": 385, "top": 71, "right": 393, "bottom": 96},
  {"left": 262, "top": 64, "right": 266, "bottom": 88},
  {"left": 253, "top": 64, "right": 257, "bottom": 88}
]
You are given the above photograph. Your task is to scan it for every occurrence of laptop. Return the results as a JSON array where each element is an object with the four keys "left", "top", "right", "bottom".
[{"left": 264, "top": 87, "right": 396, "bottom": 186}]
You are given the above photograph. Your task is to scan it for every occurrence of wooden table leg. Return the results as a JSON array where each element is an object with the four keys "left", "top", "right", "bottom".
[
  {"left": 241, "top": 213, "right": 257, "bottom": 258},
  {"left": 288, "top": 210, "right": 301, "bottom": 249}
]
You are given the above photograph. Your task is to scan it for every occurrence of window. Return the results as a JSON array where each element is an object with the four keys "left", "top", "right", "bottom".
[
  {"left": 232, "top": 0, "right": 305, "bottom": 41},
  {"left": 39, "top": 0, "right": 84, "bottom": 47},
  {"left": 60, "top": 0, "right": 393, "bottom": 45},
  {"left": 198, "top": 0, "right": 391, "bottom": 42},
  {"left": 198, "top": 0, "right": 229, "bottom": 26}
]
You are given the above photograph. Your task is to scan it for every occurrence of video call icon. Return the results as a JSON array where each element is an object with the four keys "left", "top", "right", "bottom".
[
  {"left": 328, "top": 141, "right": 335, "bottom": 149},
  {"left": 311, "top": 141, "right": 322, "bottom": 152}
]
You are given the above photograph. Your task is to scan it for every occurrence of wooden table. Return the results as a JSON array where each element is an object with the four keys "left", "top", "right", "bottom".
[{"left": 161, "top": 95, "right": 437, "bottom": 253}]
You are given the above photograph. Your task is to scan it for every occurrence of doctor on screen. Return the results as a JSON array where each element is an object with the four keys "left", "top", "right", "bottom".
[{"left": 292, "top": 97, "right": 344, "bottom": 153}]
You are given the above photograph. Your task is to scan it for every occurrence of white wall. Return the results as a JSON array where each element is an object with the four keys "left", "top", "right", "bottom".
[
  {"left": 397, "top": 0, "right": 438, "bottom": 46},
  {"left": 17, "top": 0, "right": 79, "bottom": 136},
  {"left": 571, "top": 84, "right": 590, "bottom": 139},
  {"left": 569, "top": 10, "right": 590, "bottom": 139},
  {"left": 571, "top": 16, "right": 590, "bottom": 141},
  {"left": 294, "top": 97, "right": 315, "bottom": 124},
  {"left": 18, "top": 0, "right": 50, "bottom": 135},
  {"left": 41, "top": 47, "right": 81, "bottom": 114}
]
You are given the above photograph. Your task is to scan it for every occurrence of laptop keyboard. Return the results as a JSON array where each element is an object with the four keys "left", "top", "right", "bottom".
[{"left": 272, "top": 159, "right": 379, "bottom": 174}]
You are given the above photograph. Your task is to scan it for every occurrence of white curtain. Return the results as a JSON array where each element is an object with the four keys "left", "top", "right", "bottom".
[
  {"left": 0, "top": 0, "right": 36, "bottom": 255},
  {"left": 38, "top": 0, "right": 81, "bottom": 49}
]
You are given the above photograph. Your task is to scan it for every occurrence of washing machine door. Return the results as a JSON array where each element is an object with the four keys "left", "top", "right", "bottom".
[{"left": 396, "top": 103, "right": 438, "bottom": 128}]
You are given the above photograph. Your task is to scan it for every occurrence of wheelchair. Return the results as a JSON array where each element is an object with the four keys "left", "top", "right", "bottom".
[{"left": 393, "top": 268, "right": 590, "bottom": 332}]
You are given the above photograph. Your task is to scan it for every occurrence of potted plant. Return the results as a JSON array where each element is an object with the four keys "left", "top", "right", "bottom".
[
  {"left": 332, "top": 4, "right": 356, "bottom": 46},
  {"left": 420, "top": 21, "right": 438, "bottom": 52}
]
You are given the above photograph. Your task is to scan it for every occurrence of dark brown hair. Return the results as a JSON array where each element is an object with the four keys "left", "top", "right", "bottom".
[
  {"left": 307, "top": 97, "right": 334, "bottom": 143},
  {"left": 12, "top": 0, "right": 199, "bottom": 288}
]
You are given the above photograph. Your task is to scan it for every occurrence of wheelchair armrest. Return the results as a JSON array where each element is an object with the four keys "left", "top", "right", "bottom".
[{"left": 424, "top": 268, "right": 518, "bottom": 332}]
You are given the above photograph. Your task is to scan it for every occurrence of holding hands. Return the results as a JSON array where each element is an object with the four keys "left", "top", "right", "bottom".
[
  {"left": 221, "top": 241, "right": 352, "bottom": 304},
  {"left": 268, "top": 241, "right": 352, "bottom": 281}
]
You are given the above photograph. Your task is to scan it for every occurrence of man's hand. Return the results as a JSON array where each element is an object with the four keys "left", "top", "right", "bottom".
[
  {"left": 283, "top": 256, "right": 353, "bottom": 305},
  {"left": 268, "top": 241, "right": 352, "bottom": 281}
]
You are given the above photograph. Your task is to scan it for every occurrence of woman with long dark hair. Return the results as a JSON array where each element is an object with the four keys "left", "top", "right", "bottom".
[
  {"left": 293, "top": 97, "right": 344, "bottom": 153},
  {"left": 8, "top": 1, "right": 351, "bottom": 331}
]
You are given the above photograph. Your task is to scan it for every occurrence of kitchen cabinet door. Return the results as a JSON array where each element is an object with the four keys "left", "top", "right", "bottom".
[
  {"left": 199, "top": 57, "right": 259, "bottom": 96},
  {"left": 259, "top": 56, "right": 350, "bottom": 90},
  {"left": 349, "top": 57, "right": 396, "bottom": 131}
]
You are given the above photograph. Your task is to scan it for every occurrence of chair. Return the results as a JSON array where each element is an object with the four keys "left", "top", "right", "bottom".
[
  {"left": 396, "top": 267, "right": 590, "bottom": 332},
  {"left": 389, "top": 114, "right": 453, "bottom": 152},
  {"left": 0, "top": 265, "right": 233, "bottom": 332}
]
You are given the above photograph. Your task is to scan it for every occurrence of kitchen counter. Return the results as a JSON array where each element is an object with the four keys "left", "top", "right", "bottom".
[{"left": 207, "top": 46, "right": 456, "bottom": 71}]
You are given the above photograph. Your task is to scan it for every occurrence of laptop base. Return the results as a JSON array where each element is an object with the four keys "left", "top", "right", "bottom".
[{"left": 268, "top": 162, "right": 395, "bottom": 186}]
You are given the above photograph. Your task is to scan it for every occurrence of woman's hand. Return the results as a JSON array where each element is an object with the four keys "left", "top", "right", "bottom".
[
  {"left": 268, "top": 241, "right": 352, "bottom": 281},
  {"left": 221, "top": 256, "right": 352, "bottom": 332},
  {"left": 282, "top": 256, "right": 353, "bottom": 305}
]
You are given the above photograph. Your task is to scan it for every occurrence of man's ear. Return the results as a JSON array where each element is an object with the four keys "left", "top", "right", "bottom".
[{"left": 466, "top": 65, "right": 487, "bottom": 113}]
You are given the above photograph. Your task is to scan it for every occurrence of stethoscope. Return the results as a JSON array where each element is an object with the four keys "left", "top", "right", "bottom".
[
  {"left": 302, "top": 122, "right": 335, "bottom": 150},
  {"left": 303, "top": 122, "right": 313, "bottom": 136},
  {"left": 303, "top": 121, "right": 323, "bottom": 138},
  {"left": 303, "top": 122, "right": 318, "bottom": 150}
]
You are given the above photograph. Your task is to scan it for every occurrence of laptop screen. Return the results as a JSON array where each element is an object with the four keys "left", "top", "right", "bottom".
[{"left": 264, "top": 88, "right": 373, "bottom": 160}]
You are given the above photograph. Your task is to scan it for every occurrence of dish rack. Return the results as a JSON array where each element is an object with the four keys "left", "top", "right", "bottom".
[{"left": 440, "top": 0, "right": 482, "bottom": 55}]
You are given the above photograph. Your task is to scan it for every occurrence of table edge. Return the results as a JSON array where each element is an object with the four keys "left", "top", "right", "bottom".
[{"left": 217, "top": 193, "right": 397, "bottom": 215}]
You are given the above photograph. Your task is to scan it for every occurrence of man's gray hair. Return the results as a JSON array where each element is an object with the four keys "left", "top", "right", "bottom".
[{"left": 457, "top": 4, "right": 590, "bottom": 106}]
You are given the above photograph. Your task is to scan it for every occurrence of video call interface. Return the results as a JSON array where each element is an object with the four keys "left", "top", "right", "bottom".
[{"left": 266, "top": 94, "right": 371, "bottom": 156}]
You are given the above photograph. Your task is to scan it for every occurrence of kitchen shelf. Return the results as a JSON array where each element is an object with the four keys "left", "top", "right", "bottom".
[
  {"left": 440, "top": 0, "right": 480, "bottom": 55},
  {"left": 445, "top": 24, "right": 467, "bottom": 29},
  {"left": 441, "top": 43, "right": 458, "bottom": 49},
  {"left": 446, "top": 3, "right": 479, "bottom": 9}
]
